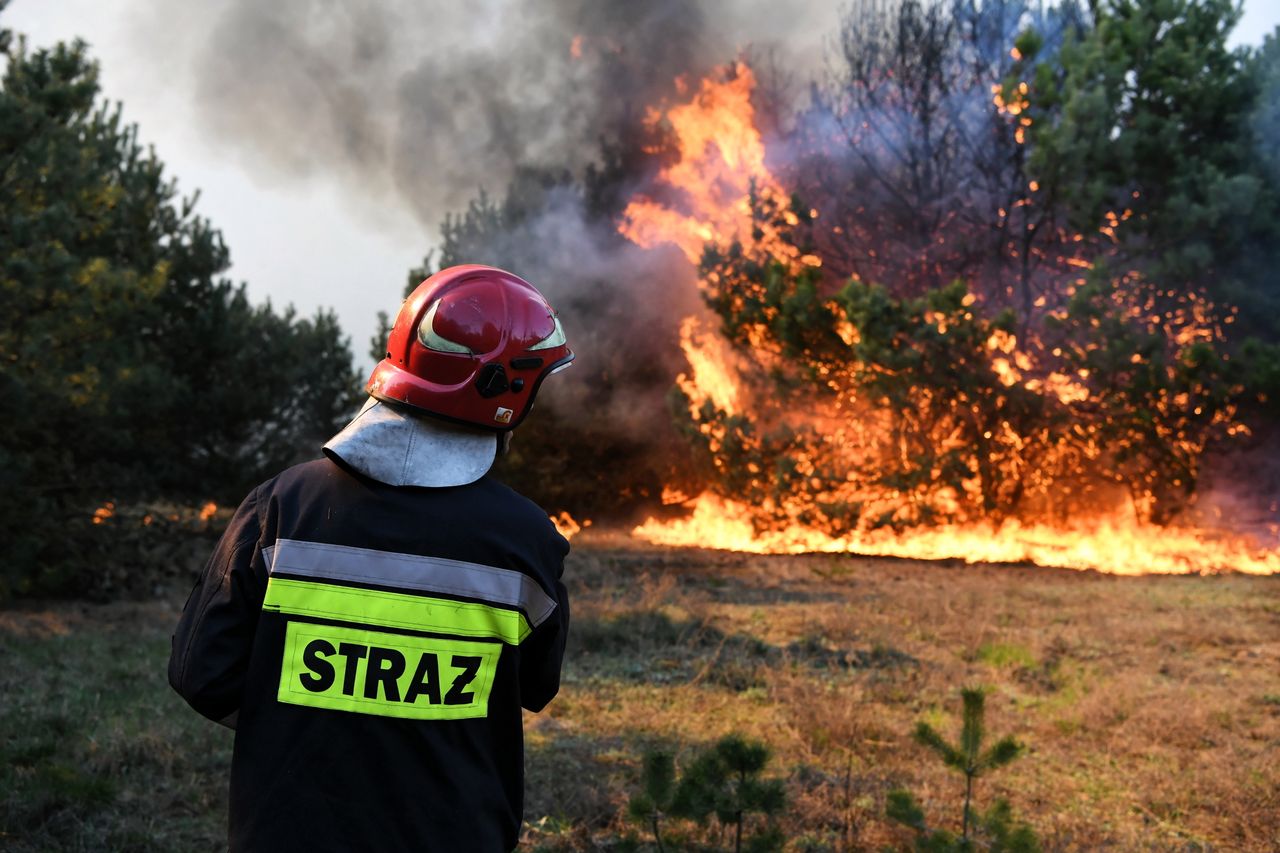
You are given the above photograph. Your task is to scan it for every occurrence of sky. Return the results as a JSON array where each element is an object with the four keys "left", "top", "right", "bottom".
[{"left": 7, "top": 0, "right": 1280, "bottom": 371}]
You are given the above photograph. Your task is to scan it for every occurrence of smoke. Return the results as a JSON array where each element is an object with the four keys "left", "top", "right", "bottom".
[
  {"left": 428, "top": 178, "right": 705, "bottom": 444},
  {"left": 170, "top": 0, "right": 840, "bottom": 511},
  {"left": 127, "top": 0, "right": 1280, "bottom": 537},
  {"left": 191, "top": 0, "right": 836, "bottom": 226}
]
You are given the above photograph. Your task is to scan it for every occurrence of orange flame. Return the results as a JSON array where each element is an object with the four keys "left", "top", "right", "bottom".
[
  {"left": 620, "top": 63, "right": 814, "bottom": 270},
  {"left": 618, "top": 62, "right": 1277, "bottom": 575},
  {"left": 634, "top": 493, "right": 1279, "bottom": 575},
  {"left": 676, "top": 316, "right": 742, "bottom": 417},
  {"left": 551, "top": 510, "right": 587, "bottom": 540}
]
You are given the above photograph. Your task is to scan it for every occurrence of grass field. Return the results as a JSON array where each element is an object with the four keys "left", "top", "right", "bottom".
[{"left": 2, "top": 539, "right": 1278, "bottom": 851}]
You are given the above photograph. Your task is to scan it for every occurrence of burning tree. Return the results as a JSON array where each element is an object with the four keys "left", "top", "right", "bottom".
[
  {"left": 397, "top": 0, "right": 1278, "bottom": 572},
  {"left": 622, "top": 0, "right": 1280, "bottom": 571},
  {"left": 790, "top": 0, "right": 1088, "bottom": 326},
  {"left": 687, "top": 224, "right": 1245, "bottom": 531}
]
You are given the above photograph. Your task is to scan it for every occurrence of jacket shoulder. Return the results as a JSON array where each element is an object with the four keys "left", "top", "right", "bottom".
[
  {"left": 268, "top": 457, "right": 349, "bottom": 490},
  {"left": 476, "top": 476, "right": 561, "bottom": 532}
]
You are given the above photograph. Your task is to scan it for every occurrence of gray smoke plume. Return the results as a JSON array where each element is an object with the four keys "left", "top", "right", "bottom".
[{"left": 191, "top": 0, "right": 836, "bottom": 226}]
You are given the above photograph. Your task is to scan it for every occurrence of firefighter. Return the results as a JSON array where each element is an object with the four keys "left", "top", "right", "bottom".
[{"left": 169, "top": 264, "right": 574, "bottom": 852}]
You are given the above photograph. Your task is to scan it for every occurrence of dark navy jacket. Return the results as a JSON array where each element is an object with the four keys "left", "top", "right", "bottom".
[{"left": 169, "top": 457, "right": 570, "bottom": 852}]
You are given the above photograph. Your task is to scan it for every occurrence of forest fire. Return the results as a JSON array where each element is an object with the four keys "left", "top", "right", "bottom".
[
  {"left": 619, "top": 63, "right": 1279, "bottom": 576},
  {"left": 633, "top": 493, "right": 1280, "bottom": 574}
]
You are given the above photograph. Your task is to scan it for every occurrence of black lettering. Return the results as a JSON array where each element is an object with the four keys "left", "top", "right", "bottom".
[
  {"left": 404, "top": 651, "right": 441, "bottom": 705},
  {"left": 299, "top": 639, "right": 336, "bottom": 692},
  {"left": 444, "top": 655, "right": 482, "bottom": 705},
  {"left": 364, "top": 646, "right": 406, "bottom": 701},
  {"left": 337, "top": 642, "right": 368, "bottom": 696}
]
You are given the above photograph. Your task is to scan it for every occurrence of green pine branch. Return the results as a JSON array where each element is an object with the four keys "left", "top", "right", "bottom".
[{"left": 889, "top": 687, "right": 1039, "bottom": 852}]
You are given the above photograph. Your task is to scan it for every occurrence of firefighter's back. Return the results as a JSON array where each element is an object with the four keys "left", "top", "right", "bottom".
[{"left": 228, "top": 457, "right": 568, "bottom": 852}]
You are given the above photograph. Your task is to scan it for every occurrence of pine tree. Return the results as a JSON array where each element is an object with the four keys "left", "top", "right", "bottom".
[
  {"left": 0, "top": 7, "right": 360, "bottom": 597},
  {"left": 627, "top": 736, "right": 787, "bottom": 853},
  {"left": 627, "top": 750, "right": 677, "bottom": 852},
  {"left": 1017, "top": 0, "right": 1276, "bottom": 317},
  {"left": 887, "top": 687, "right": 1038, "bottom": 852},
  {"left": 671, "top": 735, "right": 787, "bottom": 853}
]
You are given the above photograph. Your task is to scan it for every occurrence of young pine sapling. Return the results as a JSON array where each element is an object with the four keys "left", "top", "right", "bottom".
[{"left": 887, "top": 687, "right": 1039, "bottom": 852}]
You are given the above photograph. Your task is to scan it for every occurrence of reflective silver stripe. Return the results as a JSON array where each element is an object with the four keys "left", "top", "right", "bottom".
[{"left": 262, "top": 538, "right": 556, "bottom": 627}]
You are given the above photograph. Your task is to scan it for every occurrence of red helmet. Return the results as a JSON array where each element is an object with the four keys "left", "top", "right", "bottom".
[{"left": 367, "top": 265, "right": 573, "bottom": 430}]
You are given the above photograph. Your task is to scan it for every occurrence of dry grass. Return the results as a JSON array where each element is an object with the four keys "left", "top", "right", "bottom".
[
  {"left": 2, "top": 542, "right": 1277, "bottom": 851},
  {"left": 527, "top": 542, "right": 1280, "bottom": 851}
]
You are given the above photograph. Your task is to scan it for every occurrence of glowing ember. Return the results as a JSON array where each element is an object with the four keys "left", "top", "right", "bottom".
[
  {"left": 661, "top": 486, "right": 693, "bottom": 505},
  {"left": 92, "top": 501, "right": 115, "bottom": 525},
  {"left": 199, "top": 501, "right": 218, "bottom": 521}
]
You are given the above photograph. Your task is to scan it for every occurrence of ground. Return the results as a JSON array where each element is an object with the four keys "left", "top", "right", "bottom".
[{"left": 1, "top": 538, "right": 1277, "bottom": 851}]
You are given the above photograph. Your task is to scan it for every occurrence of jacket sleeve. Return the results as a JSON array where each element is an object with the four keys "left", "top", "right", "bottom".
[
  {"left": 519, "top": 526, "right": 571, "bottom": 712},
  {"left": 168, "top": 486, "right": 267, "bottom": 724}
]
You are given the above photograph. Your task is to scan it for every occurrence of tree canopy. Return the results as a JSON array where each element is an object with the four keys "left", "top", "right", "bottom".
[{"left": 0, "top": 7, "right": 360, "bottom": 596}]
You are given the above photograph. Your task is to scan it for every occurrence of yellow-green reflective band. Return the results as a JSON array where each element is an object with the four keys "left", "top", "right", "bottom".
[
  {"left": 278, "top": 622, "right": 500, "bottom": 720},
  {"left": 262, "top": 577, "right": 532, "bottom": 645}
]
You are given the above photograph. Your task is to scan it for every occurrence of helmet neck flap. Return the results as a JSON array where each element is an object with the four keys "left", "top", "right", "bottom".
[{"left": 324, "top": 397, "right": 498, "bottom": 488}]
